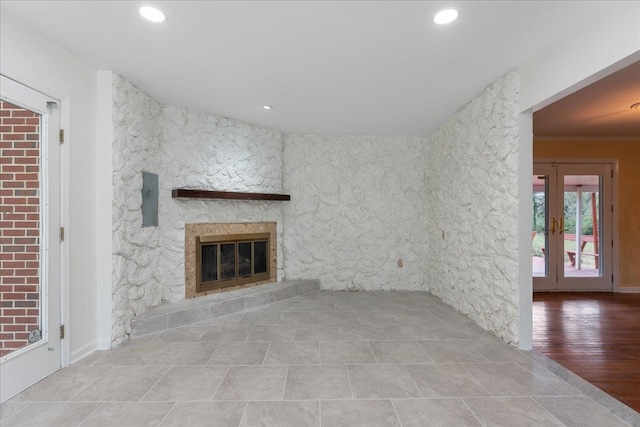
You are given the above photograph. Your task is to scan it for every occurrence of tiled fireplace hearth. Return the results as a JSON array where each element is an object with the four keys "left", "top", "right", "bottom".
[{"left": 185, "top": 222, "right": 277, "bottom": 299}]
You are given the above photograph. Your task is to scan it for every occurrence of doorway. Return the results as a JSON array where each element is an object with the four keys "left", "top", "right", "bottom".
[
  {"left": 532, "top": 161, "right": 613, "bottom": 292},
  {"left": 0, "top": 75, "right": 62, "bottom": 402}
]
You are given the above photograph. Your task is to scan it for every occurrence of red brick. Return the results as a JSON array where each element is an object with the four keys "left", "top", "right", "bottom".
[
  {"left": 4, "top": 341, "right": 27, "bottom": 348},
  {"left": 2, "top": 149, "right": 24, "bottom": 156},
  {"left": 14, "top": 141, "right": 37, "bottom": 149},
  {"left": 15, "top": 173, "right": 38, "bottom": 181},
  {"left": 3, "top": 198, "right": 26, "bottom": 205},
  {"left": 12, "top": 126, "right": 37, "bottom": 132},
  {"left": 25, "top": 118, "right": 39, "bottom": 125},
  {"left": 15, "top": 238, "right": 37, "bottom": 245},
  {"left": 14, "top": 205, "right": 38, "bottom": 213},
  {"left": 1, "top": 293, "right": 25, "bottom": 300},
  {"left": 14, "top": 221, "right": 37, "bottom": 228},
  {"left": 12, "top": 285, "right": 37, "bottom": 293},
  {"left": 2, "top": 261, "right": 24, "bottom": 269},
  {"left": 2, "top": 278, "right": 25, "bottom": 284},
  {"left": 4, "top": 325, "right": 27, "bottom": 332},
  {"left": 14, "top": 301, "right": 37, "bottom": 308},
  {"left": 3, "top": 309, "right": 25, "bottom": 316},
  {"left": 11, "top": 110, "right": 38, "bottom": 118},
  {"left": 15, "top": 317, "right": 38, "bottom": 324},
  {"left": 3, "top": 181, "right": 25, "bottom": 189},
  {"left": 14, "top": 157, "right": 37, "bottom": 165},
  {"left": 2, "top": 165, "right": 24, "bottom": 172},
  {"left": 16, "top": 269, "right": 38, "bottom": 276},
  {"left": 3, "top": 134, "right": 25, "bottom": 141},
  {"left": 2, "top": 118, "right": 26, "bottom": 125},
  {"left": 14, "top": 253, "right": 37, "bottom": 261},
  {"left": 1, "top": 102, "right": 21, "bottom": 110}
]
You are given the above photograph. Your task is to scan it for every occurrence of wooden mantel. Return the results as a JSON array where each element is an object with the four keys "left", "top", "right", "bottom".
[{"left": 171, "top": 188, "right": 290, "bottom": 201}]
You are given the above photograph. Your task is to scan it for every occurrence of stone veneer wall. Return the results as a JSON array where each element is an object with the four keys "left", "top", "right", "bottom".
[
  {"left": 112, "top": 75, "right": 163, "bottom": 344},
  {"left": 425, "top": 70, "right": 520, "bottom": 344},
  {"left": 283, "top": 135, "right": 428, "bottom": 290},
  {"left": 112, "top": 74, "right": 285, "bottom": 344}
]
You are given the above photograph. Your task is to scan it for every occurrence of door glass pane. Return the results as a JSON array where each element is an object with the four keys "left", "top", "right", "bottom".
[
  {"left": 563, "top": 175, "right": 602, "bottom": 278},
  {"left": 0, "top": 101, "right": 42, "bottom": 357},
  {"left": 532, "top": 175, "right": 547, "bottom": 278}
]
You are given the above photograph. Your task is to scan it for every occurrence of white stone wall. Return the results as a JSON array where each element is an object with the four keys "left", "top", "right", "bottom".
[
  {"left": 283, "top": 135, "right": 428, "bottom": 291},
  {"left": 425, "top": 70, "right": 520, "bottom": 344},
  {"left": 157, "top": 105, "right": 285, "bottom": 303},
  {"left": 112, "top": 75, "right": 163, "bottom": 344},
  {"left": 112, "top": 75, "right": 285, "bottom": 344}
]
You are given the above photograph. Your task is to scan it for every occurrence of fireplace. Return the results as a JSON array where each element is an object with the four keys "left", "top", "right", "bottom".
[
  {"left": 185, "top": 222, "right": 276, "bottom": 298},
  {"left": 196, "top": 233, "right": 270, "bottom": 292}
]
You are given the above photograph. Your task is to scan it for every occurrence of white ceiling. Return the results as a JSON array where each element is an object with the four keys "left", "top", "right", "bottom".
[{"left": 1, "top": 1, "right": 613, "bottom": 135}]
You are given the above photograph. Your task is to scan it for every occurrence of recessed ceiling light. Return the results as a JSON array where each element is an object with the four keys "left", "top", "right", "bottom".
[
  {"left": 139, "top": 6, "right": 166, "bottom": 23},
  {"left": 263, "top": 105, "right": 273, "bottom": 110},
  {"left": 434, "top": 9, "right": 458, "bottom": 25}
]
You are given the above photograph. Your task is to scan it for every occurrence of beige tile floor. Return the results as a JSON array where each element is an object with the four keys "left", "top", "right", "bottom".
[{"left": 0, "top": 291, "right": 633, "bottom": 426}]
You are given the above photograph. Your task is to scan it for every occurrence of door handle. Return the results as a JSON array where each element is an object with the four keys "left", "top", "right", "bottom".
[
  {"left": 559, "top": 217, "right": 564, "bottom": 235},
  {"left": 550, "top": 218, "right": 557, "bottom": 235}
]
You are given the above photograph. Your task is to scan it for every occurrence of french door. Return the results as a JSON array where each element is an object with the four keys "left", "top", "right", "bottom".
[
  {"left": 533, "top": 162, "right": 613, "bottom": 291},
  {"left": 0, "top": 76, "right": 62, "bottom": 401}
]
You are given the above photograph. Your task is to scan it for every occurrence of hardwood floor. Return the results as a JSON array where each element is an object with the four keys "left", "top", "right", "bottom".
[{"left": 533, "top": 292, "right": 640, "bottom": 412}]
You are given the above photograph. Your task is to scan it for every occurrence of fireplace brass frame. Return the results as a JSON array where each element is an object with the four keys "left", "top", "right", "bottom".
[{"left": 196, "top": 232, "right": 271, "bottom": 293}]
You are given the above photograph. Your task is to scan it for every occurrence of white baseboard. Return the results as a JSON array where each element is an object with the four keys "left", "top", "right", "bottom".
[
  {"left": 69, "top": 340, "right": 98, "bottom": 365},
  {"left": 616, "top": 287, "right": 640, "bottom": 294},
  {"left": 96, "top": 339, "right": 112, "bottom": 351}
]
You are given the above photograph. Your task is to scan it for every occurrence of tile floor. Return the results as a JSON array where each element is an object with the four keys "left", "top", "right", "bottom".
[{"left": 0, "top": 291, "right": 632, "bottom": 426}]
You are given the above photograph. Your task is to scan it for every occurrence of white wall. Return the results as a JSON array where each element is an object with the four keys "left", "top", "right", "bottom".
[
  {"left": 425, "top": 71, "right": 520, "bottom": 344},
  {"left": 1, "top": 11, "right": 98, "bottom": 362},
  {"left": 95, "top": 71, "right": 113, "bottom": 350},
  {"left": 283, "top": 135, "right": 428, "bottom": 291},
  {"left": 520, "top": 2, "right": 640, "bottom": 112},
  {"left": 111, "top": 75, "right": 285, "bottom": 344}
]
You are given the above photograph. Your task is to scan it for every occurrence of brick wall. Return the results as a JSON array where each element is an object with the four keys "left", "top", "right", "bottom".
[{"left": 0, "top": 101, "right": 41, "bottom": 357}]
